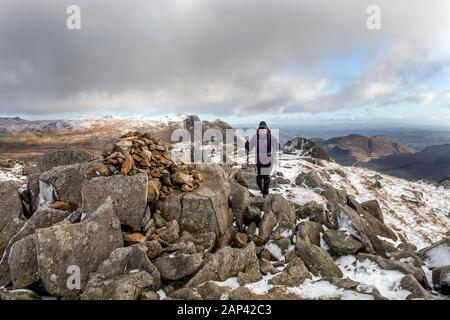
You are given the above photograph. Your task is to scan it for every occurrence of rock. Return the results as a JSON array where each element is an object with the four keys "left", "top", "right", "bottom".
[
  {"left": 323, "top": 229, "right": 362, "bottom": 255},
  {"left": 368, "top": 235, "right": 398, "bottom": 258},
  {"left": 361, "top": 200, "right": 384, "bottom": 223},
  {"left": 259, "top": 258, "right": 278, "bottom": 275},
  {"left": 81, "top": 271, "right": 156, "bottom": 300},
  {"left": 390, "top": 251, "right": 423, "bottom": 268},
  {"left": 120, "top": 155, "right": 134, "bottom": 175},
  {"left": 432, "top": 266, "right": 450, "bottom": 294},
  {"left": 0, "top": 181, "right": 25, "bottom": 257},
  {"left": 295, "top": 201, "right": 316, "bottom": 219},
  {"left": 155, "top": 220, "right": 179, "bottom": 244},
  {"left": 163, "top": 166, "right": 231, "bottom": 243},
  {"left": 148, "top": 178, "right": 161, "bottom": 202},
  {"left": 39, "top": 163, "right": 85, "bottom": 207},
  {"left": 114, "top": 140, "right": 133, "bottom": 154},
  {"left": 236, "top": 171, "right": 258, "bottom": 190},
  {"left": 258, "top": 210, "right": 277, "bottom": 243},
  {"left": 309, "top": 204, "right": 335, "bottom": 229},
  {"left": 82, "top": 173, "right": 148, "bottom": 231},
  {"left": 197, "top": 282, "right": 222, "bottom": 300},
  {"left": 320, "top": 187, "right": 344, "bottom": 207},
  {"left": 81, "top": 245, "right": 161, "bottom": 300},
  {"left": 169, "top": 288, "right": 202, "bottom": 300},
  {"left": 124, "top": 233, "right": 147, "bottom": 245},
  {"left": 347, "top": 196, "right": 398, "bottom": 241},
  {"left": 297, "top": 221, "right": 323, "bottom": 247},
  {"left": 270, "top": 195, "right": 296, "bottom": 224},
  {"left": 140, "top": 290, "right": 160, "bottom": 300},
  {"left": 37, "top": 149, "right": 95, "bottom": 173},
  {"left": 8, "top": 234, "right": 38, "bottom": 289},
  {"left": 50, "top": 201, "right": 76, "bottom": 212},
  {"left": 141, "top": 240, "right": 163, "bottom": 260},
  {"left": 180, "top": 232, "right": 216, "bottom": 253},
  {"left": 418, "top": 237, "right": 450, "bottom": 268},
  {"left": 398, "top": 243, "right": 417, "bottom": 252},
  {"left": 0, "top": 206, "right": 70, "bottom": 287},
  {"left": 0, "top": 288, "right": 40, "bottom": 300},
  {"left": 234, "top": 232, "right": 248, "bottom": 248},
  {"left": 400, "top": 274, "right": 433, "bottom": 300},
  {"left": 83, "top": 162, "right": 111, "bottom": 178},
  {"left": 36, "top": 198, "right": 123, "bottom": 298},
  {"left": 269, "top": 256, "right": 311, "bottom": 286},
  {"left": 295, "top": 171, "right": 323, "bottom": 188},
  {"left": 153, "top": 253, "right": 203, "bottom": 281},
  {"left": 295, "top": 236, "right": 343, "bottom": 278},
  {"left": 228, "top": 286, "right": 254, "bottom": 300},
  {"left": 229, "top": 181, "right": 251, "bottom": 229},
  {"left": 187, "top": 242, "right": 261, "bottom": 287}
]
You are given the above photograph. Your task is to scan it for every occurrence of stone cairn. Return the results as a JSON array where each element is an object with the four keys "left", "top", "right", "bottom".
[{"left": 93, "top": 131, "right": 203, "bottom": 202}]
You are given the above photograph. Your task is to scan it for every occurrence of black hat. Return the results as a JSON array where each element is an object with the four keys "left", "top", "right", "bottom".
[{"left": 258, "top": 121, "right": 268, "bottom": 129}]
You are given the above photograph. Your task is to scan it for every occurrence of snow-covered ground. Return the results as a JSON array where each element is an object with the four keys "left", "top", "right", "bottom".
[{"left": 0, "top": 162, "right": 26, "bottom": 185}]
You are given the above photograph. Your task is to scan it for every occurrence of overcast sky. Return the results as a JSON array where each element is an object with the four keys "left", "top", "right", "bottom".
[{"left": 1, "top": 0, "right": 450, "bottom": 126}]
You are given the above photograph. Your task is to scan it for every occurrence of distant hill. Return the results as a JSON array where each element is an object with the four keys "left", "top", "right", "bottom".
[
  {"left": 317, "top": 134, "right": 415, "bottom": 166},
  {"left": 360, "top": 144, "right": 450, "bottom": 182}
]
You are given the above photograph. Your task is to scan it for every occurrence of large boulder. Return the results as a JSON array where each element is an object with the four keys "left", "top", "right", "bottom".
[
  {"left": 0, "top": 181, "right": 25, "bottom": 257},
  {"left": 39, "top": 163, "right": 84, "bottom": 208},
  {"left": 81, "top": 246, "right": 160, "bottom": 300},
  {"left": 8, "top": 234, "right": 38, "bottom": 289},
  {"left": 323, "top": 229, "right": 362, "bottom": 255},
  {"left": 35, "top": 198, "right": 123, "bottom": 298},
  {"left": 295, "top": 236, "right": 343, "bottom": 278},
  {"left": 235, "top": 171, "right": 258, "bottom": 190},
  {"left": 162, "top": 165, "right": 232, "bottom": 243},
  {"left": 37, "top": 149, "right": 96, "bottom": 173},
  {"left": 187, "top": 242, "right": 261, "bottom": 287},
  {"left": 0, "top": 206, "right": 70, "bottom": 287},
  {"left": 81, "top": 173, "right": 148, "bottom": 231},
  {"left": 153, "top": 253, "right": 203, "bottom": 280},
  {"left": 229, "top": 181, "right": 251, "bottom": 229}
]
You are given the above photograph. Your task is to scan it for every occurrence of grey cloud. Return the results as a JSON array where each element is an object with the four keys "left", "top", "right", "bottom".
[{"left": 0, "top": 0, "right": 449, "bottom": 116}]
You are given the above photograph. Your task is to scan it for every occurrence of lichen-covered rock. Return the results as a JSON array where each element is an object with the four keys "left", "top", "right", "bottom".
[
  {"left": 295, "top": 171, "right": 323, "bottom": 188},
  {"left": 36, "top": 198, "right": 123, "bottom": 298},
  {"left": 187, "top": 242, "right": 261, "bottom": 287},
  {"left": 81, "top": 173, "right": 148, "bottom": 230},
  {"left": 0, "top": 206, "right": 70, "bottom": 287},
  {"left": 8, "top": 234, "right": 38, "bottom": 289},
  {"left": 295, "top": 236, "right": 343, "bottom": 278},
  {"left": 0, "top": 181, "right": 25, "bottom": 257},
  {"left": 153, "top": 253, "right": 203, "bottom": 281}
]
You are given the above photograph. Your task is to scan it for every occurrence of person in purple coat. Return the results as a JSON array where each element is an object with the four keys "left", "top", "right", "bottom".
[{"left": 248, "top": 121, "right": 278, "bottom": 197}]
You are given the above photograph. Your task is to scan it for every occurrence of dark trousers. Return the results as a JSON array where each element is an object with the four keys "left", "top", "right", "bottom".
[{"left": 256, "top": 166, "right": 270, "bottom": 196}]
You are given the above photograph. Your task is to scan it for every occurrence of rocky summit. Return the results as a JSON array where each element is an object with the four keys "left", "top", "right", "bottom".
[{"left": 0, "top": 133, "right": 449, "bottom": 301}]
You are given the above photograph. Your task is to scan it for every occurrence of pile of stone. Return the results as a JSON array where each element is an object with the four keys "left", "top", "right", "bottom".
[{"left": 94, "top": 132, "right": 203, "bottom": 202}]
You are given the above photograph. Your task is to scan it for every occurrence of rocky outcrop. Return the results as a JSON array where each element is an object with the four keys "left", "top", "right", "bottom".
[{"left": 37, "top": 149, "right": 96, "bottom": 173}]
